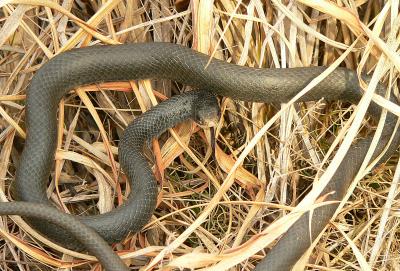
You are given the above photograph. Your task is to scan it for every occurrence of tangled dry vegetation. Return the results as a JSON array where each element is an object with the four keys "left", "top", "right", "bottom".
[{"left": 1, "top": 0, "right": 400, "bottom": 270}]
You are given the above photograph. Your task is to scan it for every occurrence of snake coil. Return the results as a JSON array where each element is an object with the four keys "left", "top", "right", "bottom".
[{"left": 3, "top": 43, "right": 399, "bottom": 270}]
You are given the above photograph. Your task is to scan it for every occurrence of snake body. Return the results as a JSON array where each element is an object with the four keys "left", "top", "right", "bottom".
[
  {"left": 4, "top": 43, "right": 398, "bottom": 270},
  {"left": 0, "top": 202, "right": 129, "bottom": 271}
]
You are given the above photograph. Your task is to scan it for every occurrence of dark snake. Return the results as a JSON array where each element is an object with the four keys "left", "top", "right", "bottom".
[{"left": 1, "top": 43, "right": 398, "bottom": 270}]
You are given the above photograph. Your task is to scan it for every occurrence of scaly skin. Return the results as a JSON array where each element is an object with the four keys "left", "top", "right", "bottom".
[{"left": 7, "top": 43, "right": 398, "bottom": 270}]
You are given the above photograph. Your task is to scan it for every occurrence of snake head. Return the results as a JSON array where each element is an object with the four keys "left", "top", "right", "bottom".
[
  {"left": 192, "top": 90, "right": 220, "bottom": 162},
  {"left": 192, "top": 91, "right": 220, "bottom": 128}
]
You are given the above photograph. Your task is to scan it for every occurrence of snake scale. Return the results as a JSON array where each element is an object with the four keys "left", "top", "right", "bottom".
[{"left": 2, "top": 42, "right": 398, "bottom": 270}]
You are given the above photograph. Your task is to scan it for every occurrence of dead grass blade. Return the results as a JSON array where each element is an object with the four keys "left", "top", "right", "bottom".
[{"left": 0, "top": 5, "right": 30, "bottom": 48}]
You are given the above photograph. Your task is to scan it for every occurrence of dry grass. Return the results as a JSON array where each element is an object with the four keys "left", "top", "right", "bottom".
[{"left": 1, "top": 0, "right": 400, "bottom": 270}]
